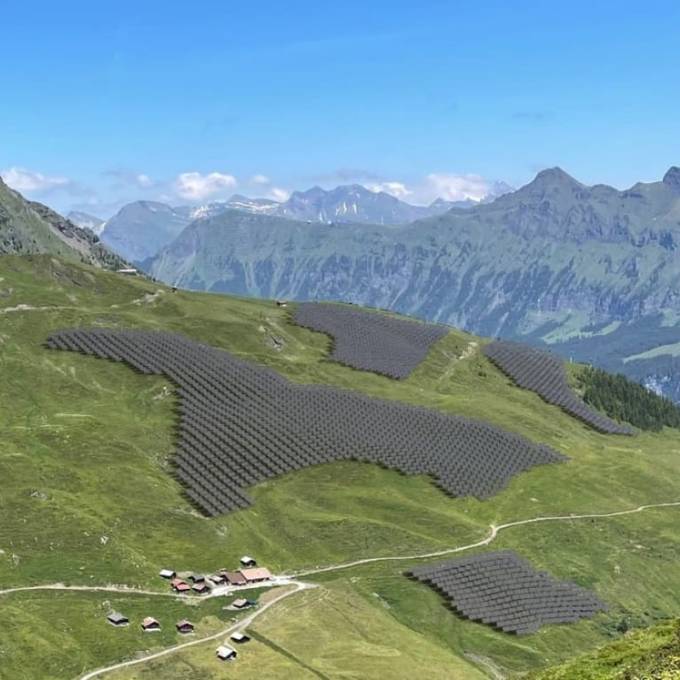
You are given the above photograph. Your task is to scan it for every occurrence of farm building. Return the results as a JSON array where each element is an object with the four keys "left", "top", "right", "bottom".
[
  {"left": 216, "top": 645, "right": 237, "bottom": 661},
  {"left": 106, "top": 612, "right": 129, "bottom": 627},
  {"left": 240, "top": 556, "right": 257, "bottom": 567},
  {"left": 159, "top": 568, "right": 175, "bottom": 579},
  {"left": 230, "top": 632, "right": 250, "bottom": 643},
  {"left": 192, "top": 581, "right": 210, "bottom": 594},
  {"left": 176, "top": 619, "right": 194, "bottom": 634},
  {"left": 188, "top": 573, "right": 206, "bottom": 583},
  {"left": 141, "top": 617, "right": 160, "bottom": 631},
  {"left": 171, "top": 578, "right": 191, "bottom": 593},
  {"left": 239, "top": 567, "right": 272, "bottom": 583},
  {"left": 223, "top": 571, "right": 247, "bottom": 586},
  {"left": 208, "top": 573, "right": 225, "bottom": 585},
  {"left": 232, "top": 598, "right": 250, "bottom": 609}
]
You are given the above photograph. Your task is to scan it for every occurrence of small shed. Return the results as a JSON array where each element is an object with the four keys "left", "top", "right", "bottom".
[
  {"left": 239, "top": 567, "right": 272, "bottom": 583},
  {"left": 116, "top": 268, "right": 138, "bottom": 276},
  {"left": 240, "top": 555, "right": 257, "bottom": 567},
  {"left": 208, "top": 573, "right": 226, "bottom": 585},
  {"left": 224, "top": 571, "right": 247, "bottom": 586},
  {"left": 176, "top": 619, "right": 194, "bottom": 634},
  {"left": 107, "top": 612, "right": 129, "bottom": 627},
  {"left": 232, "top": 598, "right": 250, "bottom": 609},
  {"left": 192, "top": 581, "right": 210, "bottom": 594},
  {"left": 159, "top": 568, "right": 176, "bottom": 579},
  {"left": 188, "top": 573, "right": 206, "bottom": 583},
  {"left": 216, "top": 645, "right": 237, "bottom": 661},
  {"left": 141, "top": 617, "right": 160, "bottom": 631},
  {"left": 230, "top": 632, "right": 250, "bottom": 644}
]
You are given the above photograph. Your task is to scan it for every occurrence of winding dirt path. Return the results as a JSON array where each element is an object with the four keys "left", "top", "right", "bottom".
[
  {"left": 78, "top": 582, "right": 312, "bottom": 680},
  {"left": 290, "top": 500, "right": 680, "bottom": 576}
]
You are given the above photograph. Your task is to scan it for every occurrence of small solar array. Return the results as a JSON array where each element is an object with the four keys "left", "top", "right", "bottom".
[
  {"left": 46, "top": 328, "right": 566, "bottom": 516},
  {"left": 483, "top": 341, "right": 634, "bottom": 435},
  {"left": 409, "top": 551, "right": 606, "bottom": 635},
  {"left": 293, "top": 302, "right": 450, "bottom": 379}
]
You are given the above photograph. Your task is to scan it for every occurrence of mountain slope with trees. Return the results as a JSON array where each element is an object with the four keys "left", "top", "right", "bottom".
[{"left": 144, "top": 166, "right": 680, "bottom": 402}]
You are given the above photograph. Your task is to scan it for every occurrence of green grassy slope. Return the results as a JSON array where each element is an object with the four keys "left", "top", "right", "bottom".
[
  {"left": 1, "top": 254, "right": 679, "bottom": 679},
  {"left": 529, "top": 617, "right": 680, "bottom": 679}
]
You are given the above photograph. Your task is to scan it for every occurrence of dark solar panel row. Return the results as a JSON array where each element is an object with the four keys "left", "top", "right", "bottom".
[
  {"left": 409, "top": 551, "right": 606, "bottom": 635},
  {"left": 483, "top": 341, "right": 634, "bottom": 435},
  {"left": 293, "top": 302, "right": 450, "bottom": 379},
  {"left": 46, "top": 328, "right": 567, "bottom": 516}
]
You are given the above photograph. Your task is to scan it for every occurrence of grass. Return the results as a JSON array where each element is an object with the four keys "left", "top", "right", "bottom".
[
  {"left": 0, "top": 588, "right": 267, "bottom": 680},
  {"left": 1, "top": 254, "right": 680, "bottom": 678},
  {"left": 529, "top": 618, "right": 680, "bottom": 679}
]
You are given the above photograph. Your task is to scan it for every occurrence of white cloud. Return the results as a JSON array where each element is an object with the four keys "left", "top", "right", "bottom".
[
  {"left": 251, "top": 174, "right": 270, "bottom": 185},
  {"left": 421, "top": 173, "right": 491, "bottom": 203},
  {"left": 174, "top": 171, "right": 237, "bottom": 200},
  {"left": 268, "top": 187, "right": 290, "bottom": 202},
  {"left": 136, "top": 173, "right": 153, "bottom": 188},
  {"left": 1, "top": 166, "right": 71, "bottom": 193},
  {"left": 366, "top": 181, "right": 413, "bottom": 199}
]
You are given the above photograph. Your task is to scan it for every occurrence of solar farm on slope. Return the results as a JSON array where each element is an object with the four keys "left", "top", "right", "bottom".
[
  {"left": 409, "top": 551, "right": 607, "bottom": 635},
  {"left": 293, "top": 302, "right": 450, "bottom": 378},
  {"left": 483, "top": 341, "right": 634, "bottom": 435},
  {"left": 46, "top": 328, "right": 566, "bottom": 516}
]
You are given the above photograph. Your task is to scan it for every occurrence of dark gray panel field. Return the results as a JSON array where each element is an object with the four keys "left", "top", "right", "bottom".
[
  {"left": 293, "top": 302, "right": 449, "bottom": 379},
  {"left": 46, "top": 329, "right": 566, "bottom": 516},
  {"left": 483, "top": 341, "right": 634, "bottom": 435},
  {"left": 409, "top": 551, "right": 606, "bottom": 634}
]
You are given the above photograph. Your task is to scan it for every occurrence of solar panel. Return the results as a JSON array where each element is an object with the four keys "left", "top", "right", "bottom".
[
  {"left": 293, "top": 303, "right": 449, "bottom": 379},
  {"left": 483, "top": 341, "right": 634, "bottom": 435},
  {"left": 46, "top": 328, "right": 567, "bottom": 516},
  {"left": 409, "top": 551, "right": 606, "bottom": 634}
]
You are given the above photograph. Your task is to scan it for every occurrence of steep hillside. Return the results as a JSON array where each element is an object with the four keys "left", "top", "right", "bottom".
[
  {"left": 67, "top": 211, "right": 106, "bottom": 235},
  {"left": 100, "top": 201, "right": 192, "bottom": 262},
  {"left": 0, "top": 178, "right": 126, "bottom": 269},
  {"left": 1, "top": 255, "right": 679, "bottom": 679},
  {"left": 145, "top": 167, "right": 680, "bottom": 402}
]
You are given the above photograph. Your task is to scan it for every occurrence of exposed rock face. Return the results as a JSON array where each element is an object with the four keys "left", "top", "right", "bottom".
[{"left": 0, "top": 178, "right": 126, "bottom": 270}]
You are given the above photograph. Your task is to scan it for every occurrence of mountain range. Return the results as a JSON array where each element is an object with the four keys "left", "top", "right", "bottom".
[
  {"left": 0, "top": 177, "right": 126, "bottom": 270},
  {"left": 94, "top": 183, "right": 511, "bottom": 262},
  {"left": 144, "top": 166, "right": 680, "bottom": 402}
]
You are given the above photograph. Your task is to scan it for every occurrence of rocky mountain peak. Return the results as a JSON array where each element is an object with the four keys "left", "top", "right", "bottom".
[{"left": 662, "top": 166, "right": 680, "bottom": 190}]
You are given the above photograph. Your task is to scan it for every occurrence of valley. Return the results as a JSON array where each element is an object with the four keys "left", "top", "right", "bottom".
[{"left": 1, "top": 255, "right": 680, "bottom": 678}]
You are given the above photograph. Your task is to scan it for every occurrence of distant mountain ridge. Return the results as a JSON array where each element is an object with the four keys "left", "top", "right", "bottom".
[
  {"left": 67, "top": 211, "right": 106, "bottom": 235},
  {"left": 144, "top": 166, "right": 680, "bottom": 402},
  {"left": 0, "top": 178, "right": 126, "bottom": 269},
  {"left": 99, "top": 183, "right": 511, "bottom": 262}
]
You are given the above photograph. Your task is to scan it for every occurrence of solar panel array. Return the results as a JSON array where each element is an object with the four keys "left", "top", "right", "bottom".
[
  {"left": 46, "top": 328, "right": 567, "bottom": 516},
  {"left": 483, "top": 341, "right": 634, "bottom": 435},
  {"left": 409, "top": 551, "right": 606, "bottom": 635},
  {"left": 293, "top": 302, "right": 450, "bottom": 379}
]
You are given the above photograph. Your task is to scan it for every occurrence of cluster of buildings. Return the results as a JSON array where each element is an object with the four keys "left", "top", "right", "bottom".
[
  {"left": 105, "top": 556, "right": 266, "bottom": 664},
  {"left": 106, "top": 612, "right": 195, "bottom": 634},
  {"left": 160, "top": 556, "right": 272, "bottom": 596}
]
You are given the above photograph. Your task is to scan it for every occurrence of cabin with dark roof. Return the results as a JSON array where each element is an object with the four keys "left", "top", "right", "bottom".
[
  {"left": 141, "top": 617, "right": 160, "bottom": 631},
  {"left": 176, "top": 619, "right": 194, "bottom": 634},
  {"left": 107, "top": 612, "right": 129, "bottom": 627}
]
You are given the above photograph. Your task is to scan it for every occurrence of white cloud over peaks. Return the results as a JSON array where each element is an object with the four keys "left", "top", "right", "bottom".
[
  {"left": 251, "top": 174, "right": 270, "bottom": 185},
  {"left": 174, "top": 171, "right": 237, "bottom": 200},
  {"left": 1, "top": 166, "right": 71, "bottom": 193},
  {"left": 366, "top": 181, "right": 412, "bottom": 199},
  {"left": 268, "top": 187, "right": 290, "bottom": 202},
  {"left": 422, "top": 173, "right": 490, "bottom": 203}
]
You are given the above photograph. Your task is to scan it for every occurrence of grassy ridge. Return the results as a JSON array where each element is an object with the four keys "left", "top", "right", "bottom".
[{"left": 1, "top": 255, "right": 680, "bottom": 678}]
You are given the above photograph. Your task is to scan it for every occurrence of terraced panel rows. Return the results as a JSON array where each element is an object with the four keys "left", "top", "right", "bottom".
[
  {"left": 46, "top": 329, "right": 566, "bottom": 516},
  {"left": 483, "top": 341, "right": 634, "bottom": 435},
  {"left": 409, "top": 551, "right": 606, "bottom": 634},
  {"left": 293, "top": 302, "right": 449, "bottom": 379}
]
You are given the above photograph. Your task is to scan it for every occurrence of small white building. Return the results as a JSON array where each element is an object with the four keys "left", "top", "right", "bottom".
[
  {"left": 240, "top": 555, "right": 257, "bottom": 567},
  {"left": 216, "top": 645, "right": 237, "bottom": 661},
  {"left": 159, "top": 568, "right": 175, "bottom": 579},
  {"left": 230, "top": 632, "right": 250, "bottom": 644}
]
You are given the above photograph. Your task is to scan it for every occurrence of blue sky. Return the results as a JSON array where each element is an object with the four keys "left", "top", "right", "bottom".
[{"left": 2, "top": 1, "right": 680, "bottom": 216}]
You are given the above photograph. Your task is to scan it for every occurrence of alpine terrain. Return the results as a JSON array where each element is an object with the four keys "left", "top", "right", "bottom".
[{"left": 144, "top": 166, "right": 680, "bottom": 403}]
